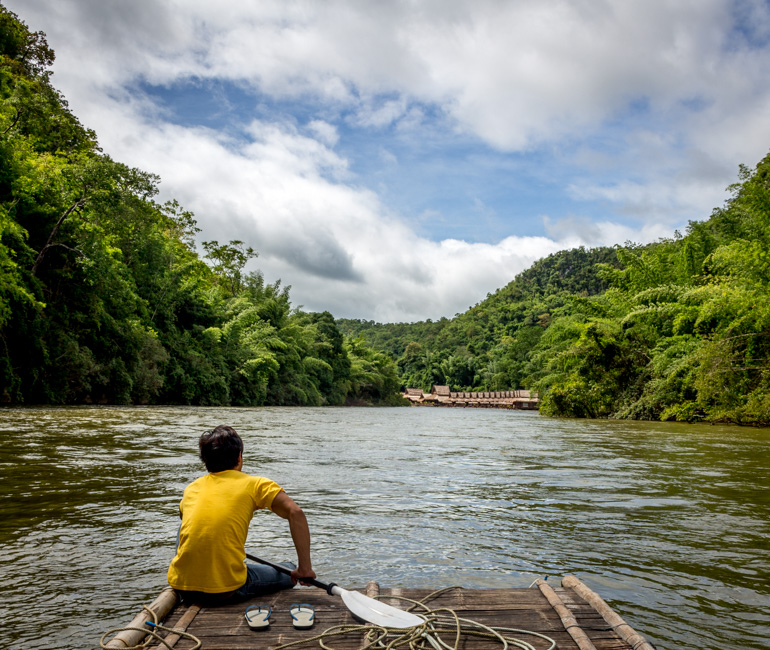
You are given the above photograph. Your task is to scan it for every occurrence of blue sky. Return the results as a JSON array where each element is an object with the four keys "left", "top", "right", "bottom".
[
  {"left": 8, "top": 0, "right": 770, "bottom": 321},
  {"left": 142, "top": 78, "right": 581, "bottom": 242}
]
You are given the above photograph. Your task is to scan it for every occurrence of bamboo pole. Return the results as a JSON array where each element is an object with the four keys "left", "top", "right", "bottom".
[
  {"left": 534, "top": 579, "right": 597, "bottom": 650},
  {"left": 358, "top": 581, "right": 381, "bottom": 649},
  {"left": 104, "top": 587, "right": 179, "bottom": 648},
  {"left": 365, "top": 580, "right": 380, "bottom": 599},
  {"left": 562, "top": 575, "right": 655, "bottom": 650},
  {"left": 150, "top": 603, "right": 201, "bottom": 649}
]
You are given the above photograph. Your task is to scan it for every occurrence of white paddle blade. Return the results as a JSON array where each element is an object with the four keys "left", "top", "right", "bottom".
[{"left": 337, "top": 588, "right": 423, "bottom": 629}]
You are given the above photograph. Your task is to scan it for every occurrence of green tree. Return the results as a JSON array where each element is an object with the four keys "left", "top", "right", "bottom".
[{"left": 202, "top": 240, "right": 257, "bottom": 296}]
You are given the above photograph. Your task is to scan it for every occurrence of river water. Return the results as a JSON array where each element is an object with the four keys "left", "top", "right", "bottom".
[{"left": 0, "top": 406, "right": 768, "bottom": 649}]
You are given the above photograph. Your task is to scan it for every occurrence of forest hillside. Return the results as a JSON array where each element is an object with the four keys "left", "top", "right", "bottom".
[
  {"left": 4, "top": 6, "right": 770, "bottom": 425},
  {"left": 0, "top": 7, "right": 401, "bottom": 406},
  {"left": 339, "top": 158, "right": 770, "bottom": 425}
]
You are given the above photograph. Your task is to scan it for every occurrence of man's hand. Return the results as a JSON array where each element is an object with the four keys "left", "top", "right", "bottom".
[{"left": 291, "top": 565, "right": 317, "bottom": 586}]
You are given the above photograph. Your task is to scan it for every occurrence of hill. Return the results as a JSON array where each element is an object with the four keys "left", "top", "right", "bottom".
[
  {"left": 0, "top": 7, "right": 400, "bottom": 406},
  {"left": 342, "top": 152, "right": 770, "bottom": 425},
  {"left": 338, "top": 245, "right": 619, "bottom": 391}
]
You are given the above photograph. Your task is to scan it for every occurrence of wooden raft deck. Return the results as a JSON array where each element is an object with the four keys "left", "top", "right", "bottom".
[{"left": 106, "top": 576, "right": 653, "bottom": 650}]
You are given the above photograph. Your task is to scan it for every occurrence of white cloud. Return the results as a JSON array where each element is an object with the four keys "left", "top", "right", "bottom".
[
  {"left": 543, "top": 215, "right": 675, "bottom": 248},
  {"left": 567, "top": 177, "right": 727, "bottom": 223},
  {"left": 307, "top": 120, "right": 339, "bottom": 147},
  {"left": 77, "top": 94, "right": 573, "bottom": 320},
  {"left": 8, "top": 0, "right": 770, "bottom": 321},
  {"left": 25, "top": 1, "right": 770, "bottom": 152}
]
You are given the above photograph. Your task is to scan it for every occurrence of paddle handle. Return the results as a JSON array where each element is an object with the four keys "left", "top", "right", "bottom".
[{"left": 246, "top": 553, "right": 336, "bottom": 594}]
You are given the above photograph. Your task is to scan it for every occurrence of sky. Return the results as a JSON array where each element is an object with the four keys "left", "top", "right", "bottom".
[{"left": 7, "top": 0, "right": 770, "bottom": 322}]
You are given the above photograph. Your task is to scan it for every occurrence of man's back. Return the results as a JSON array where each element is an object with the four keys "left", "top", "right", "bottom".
[{"left": 168, "top": 470, "right": 282, "bottom": 593}]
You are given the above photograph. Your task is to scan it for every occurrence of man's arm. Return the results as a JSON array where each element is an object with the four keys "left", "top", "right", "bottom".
[{"left": 270, "top": 491, "right": 316, "bottom": 584}]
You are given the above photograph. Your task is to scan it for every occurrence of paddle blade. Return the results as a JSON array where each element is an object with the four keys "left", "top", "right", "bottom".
[{"left": 337, "top": 588, "right": 423, "bottom": 629}]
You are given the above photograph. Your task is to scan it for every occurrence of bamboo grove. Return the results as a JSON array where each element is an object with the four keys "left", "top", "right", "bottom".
[{"left": 0, "top": 7, "right": 401, "bottom": 406}]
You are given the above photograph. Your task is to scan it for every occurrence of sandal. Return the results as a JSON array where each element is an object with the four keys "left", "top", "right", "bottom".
[
  {"left": 245, "top": 604, "right": 271, "bottom": 630},
  {"left": 290, "top": 603, "right": 315, "bottom": 629}
]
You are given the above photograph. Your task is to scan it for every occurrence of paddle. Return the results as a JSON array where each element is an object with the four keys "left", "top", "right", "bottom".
[{"left": 245, "top": 553, "right": 423, "bottom": 629}]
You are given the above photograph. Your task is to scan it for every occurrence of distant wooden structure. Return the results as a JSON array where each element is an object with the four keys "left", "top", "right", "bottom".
[
  {"left": 403, "top": 385, "right": 539, "bottom": 410},
  {"left": 102, "top": 576, "right": 654, "bottom": 649}
]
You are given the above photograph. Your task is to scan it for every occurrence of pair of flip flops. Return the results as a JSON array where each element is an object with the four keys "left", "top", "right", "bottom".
[{"left": 244, "top": 603, "right": 315, "bottom": 630}]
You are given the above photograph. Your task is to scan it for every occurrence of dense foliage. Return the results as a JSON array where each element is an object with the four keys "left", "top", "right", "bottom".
[
  {"left": 5, "top": 7, "right": 770, "bottom": 424},
  {"left": 529, "top": 157, "right": 770, "bottom": 425},
  {"left": 340, "top": 158, "right": 770, "bottom": 425},
  {"left": 0, "top": 7, "right": 402, "bottom": 406},
  {"left": 338, "top": 246, "right": 619, "bottom": 393}
]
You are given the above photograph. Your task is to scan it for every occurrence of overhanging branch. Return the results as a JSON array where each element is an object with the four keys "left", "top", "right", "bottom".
[{"left": 31, "top": 196, "right": 87, "bottom": 276}]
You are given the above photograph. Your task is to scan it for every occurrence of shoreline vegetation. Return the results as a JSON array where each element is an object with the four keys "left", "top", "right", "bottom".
[
  {"left": 0, "top": 8, "right": 402, "bottom": 408},
  {"left": 338, "top": 157, "right": 770, "bottom": 426},
  {"left": 3, "top": 8, "right": 770, "bottom": 425}
]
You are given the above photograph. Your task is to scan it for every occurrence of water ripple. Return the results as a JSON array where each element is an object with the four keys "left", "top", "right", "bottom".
[{"left": 0, "top": 406, "right": 768, "bottom": 649}]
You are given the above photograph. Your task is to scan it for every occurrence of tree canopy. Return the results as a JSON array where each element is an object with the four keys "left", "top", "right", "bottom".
[
  {"left": 338, "top": 161, "right": 770, "bottom": 426},
  {"left": 0, "top": 6, "right": 402, "bottom": 406},
  {"left": 5, "top": 5, "right": 770, "bottom": 423}
]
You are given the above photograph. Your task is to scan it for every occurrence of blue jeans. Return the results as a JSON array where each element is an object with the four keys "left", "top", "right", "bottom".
[
  {"left": 175, "top": 561, "right": 296, "bottom": 604},
  {"left": 233, "top": 561, "right": 296, "bottom": 599}
]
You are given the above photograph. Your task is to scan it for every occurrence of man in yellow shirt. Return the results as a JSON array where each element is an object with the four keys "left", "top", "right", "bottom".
[{"left": 168, "top": 425, "right": 316, "bottom": 601}]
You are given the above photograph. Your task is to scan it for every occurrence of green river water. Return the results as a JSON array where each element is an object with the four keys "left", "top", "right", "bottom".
[{"left": 0, "top": 406, "right": 768, "bottom": 649}]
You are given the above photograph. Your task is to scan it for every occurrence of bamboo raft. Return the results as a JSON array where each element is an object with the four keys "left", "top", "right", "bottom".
[{"left": 102, "top": 575, "right": 654, "bottom": 650}]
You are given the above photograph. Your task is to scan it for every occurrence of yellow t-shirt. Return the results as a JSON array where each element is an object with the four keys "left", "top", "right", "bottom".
[{"left": 167, "top": 470, "right": 283, "bottom": 593}]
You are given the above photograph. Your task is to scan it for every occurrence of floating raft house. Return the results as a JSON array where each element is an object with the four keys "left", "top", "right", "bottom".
[
  {"left": 102, "top": 575, "right": 654, "bottom": 650},
  {"left": 402, "top": 386, "right": 540, "bottom": 410}
]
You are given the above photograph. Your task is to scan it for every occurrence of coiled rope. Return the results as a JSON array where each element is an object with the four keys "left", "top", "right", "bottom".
[
  {"left": 273, "top": 587, "right": 556, "bottom": 650},
  {"left": 98, "top": 604, "right": 202, "bottom": 650}
]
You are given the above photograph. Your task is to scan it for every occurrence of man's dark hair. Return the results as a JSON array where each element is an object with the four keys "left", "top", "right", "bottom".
[{"left": 199, "top": 425, "right": 244, "bottom": 473}]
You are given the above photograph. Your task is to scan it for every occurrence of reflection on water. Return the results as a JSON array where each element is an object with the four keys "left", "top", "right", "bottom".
[{"left": 0, "top": 407, "right": 769, "bottom": 649}]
